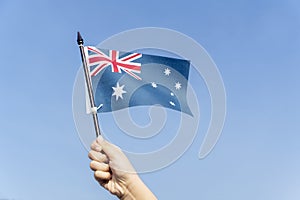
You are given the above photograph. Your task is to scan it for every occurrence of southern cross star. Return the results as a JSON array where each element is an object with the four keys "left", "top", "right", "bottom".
[
  {"left": 164, "top": 68, "right": 171, "bottom": 76},
  {"left": 175, "top": 82, "right": 182, "bottom": 90},
  {"left": 169, "top": 101, "right": 176, "bottom": 106},
  {"left": 151, "top": 82, "right": 158, "bottom": 88}
]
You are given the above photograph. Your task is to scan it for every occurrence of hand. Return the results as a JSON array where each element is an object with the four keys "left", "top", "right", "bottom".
[
  {"left": 88, "top": 136, "right": 157, "bottom": 200},
  {"left": 89, "top": 135, "right": 136, "bottom": 197}
]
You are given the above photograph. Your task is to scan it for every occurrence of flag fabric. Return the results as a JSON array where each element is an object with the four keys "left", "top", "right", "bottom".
[{"left": 84, "top": 46, "right": 193, "bottom": 116}]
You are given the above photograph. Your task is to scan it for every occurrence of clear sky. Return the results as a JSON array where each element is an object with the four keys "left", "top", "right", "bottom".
[{"left": 0, "top": 0, "right": 300, "bottom": 199}]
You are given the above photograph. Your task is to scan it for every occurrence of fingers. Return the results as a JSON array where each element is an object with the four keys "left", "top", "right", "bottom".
[
  {"left": 89, "top": 137, "right": 115, "bottom": 184},
  {"left": 94, "top": 170, "right": 112, "bottom": 180},
  {"left": 90, "top": 160, "right": 112, "bottom": 181},
  {"left": 88, "top": 150, "right": 109, "bottom": 163},
  {"left": 89, "top": 139, "right": 109, "bottom": 163},
  {"left": 95, "top": 135, "right": 122, "bottom": 160},
  {"left": 90, "top": 140, "right": 102, "bottom": 152},
  {"left": 90, "top": 160, "right": 110, "bottom": 172}
]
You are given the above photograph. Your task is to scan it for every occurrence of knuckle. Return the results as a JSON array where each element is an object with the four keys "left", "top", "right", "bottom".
[
  {"left": 94, "top": 171, "right": 102, "bottom": 179},
  {"left": 90, "top": 160, "right": 97, "bottom": 170},
  {"left": 90, "top": 141, "right": 96, "bottom": 149},
  {"left": 100, "top": 155, "right": 109, "bottom": 163},
  {"left": 88, "top": 151, "right": 94, "bottom": 160},
  {"left": 103, "top": 163, "right": 110, "bottom": 171},
  {"left": 94, "top": 171, "right": 100, "bottom": 180}
]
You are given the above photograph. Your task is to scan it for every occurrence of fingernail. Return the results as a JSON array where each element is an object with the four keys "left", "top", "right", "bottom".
[
  {"left": 97, "top": 135, "right": 104, "bottom": 142},
  {"left": 95, "top": 146, "right": 102, "bottom": 152}
]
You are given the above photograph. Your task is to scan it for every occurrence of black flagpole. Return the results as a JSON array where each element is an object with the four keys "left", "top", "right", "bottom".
[{"left": 77, "top": 32, "right": 101, "bottom": 137}]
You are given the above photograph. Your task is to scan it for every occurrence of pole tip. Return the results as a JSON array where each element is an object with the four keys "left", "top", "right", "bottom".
[{"left": 77, "top": 32, "right": 83, "bottom": 45}]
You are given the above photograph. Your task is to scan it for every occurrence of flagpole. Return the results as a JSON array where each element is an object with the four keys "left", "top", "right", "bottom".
[{"left": 77, "top": 32, "right": 101, "bottom": 137}]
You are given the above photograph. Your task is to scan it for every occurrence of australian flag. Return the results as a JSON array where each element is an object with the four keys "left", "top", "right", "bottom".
[{"left": 85, "top": 46, "right": 192, "bottom": 116}]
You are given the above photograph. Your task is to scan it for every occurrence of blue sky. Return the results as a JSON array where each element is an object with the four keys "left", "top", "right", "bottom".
[{"left": 0, "top": 0, "right": 300, "bottom": 199}]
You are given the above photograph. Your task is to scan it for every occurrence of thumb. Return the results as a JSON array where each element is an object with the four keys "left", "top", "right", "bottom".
[{"left": 96, "top": 135, "right": 122, "bottom": 160}]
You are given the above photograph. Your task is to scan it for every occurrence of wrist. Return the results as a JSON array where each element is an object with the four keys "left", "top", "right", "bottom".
[
  {"left": 119, "top": 174, "right": 157, "bottom": 200},
  {"left": 119, "top": 174, "right": 142, "bottom": 200}
]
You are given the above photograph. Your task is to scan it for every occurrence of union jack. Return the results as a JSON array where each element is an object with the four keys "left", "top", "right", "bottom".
[{"left": 85, "top": 46, "right": 142, "bottom": 80}]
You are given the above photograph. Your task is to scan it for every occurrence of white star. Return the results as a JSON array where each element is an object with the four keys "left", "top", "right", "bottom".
[
  {"left": 164, "top": 68, "right": 171, "bottom": 76},
  {"left": 151, "top": 82, "right": 158, "bottom": 88},
  {"left": 112, "top": 82, "right": 126, "bottom": 101},
  {"left": 175, "top": 82, "right": 182, "bottom": 90},
  {"left": 170, "top": 92, "right": 174, "bottom": 96},
  {"left": 169, "top": 101, "right": 176, "bottom": 106}
]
